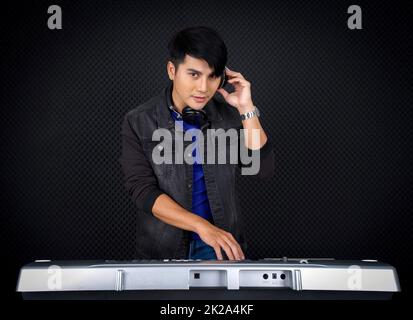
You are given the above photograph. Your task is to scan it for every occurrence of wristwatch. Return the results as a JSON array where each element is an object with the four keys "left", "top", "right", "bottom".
[{"left": 240, "top": 106, "right": 260, "bottom": 120}]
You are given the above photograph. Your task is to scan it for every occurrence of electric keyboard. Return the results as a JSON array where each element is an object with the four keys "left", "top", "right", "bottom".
[{"left": 16, "top": 258, "right": 400, "bottom": 300}]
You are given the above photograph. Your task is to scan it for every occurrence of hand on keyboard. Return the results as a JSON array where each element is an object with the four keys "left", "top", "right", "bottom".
[{"left": 195, "top": 221, "right": 245, "bottom": 261}]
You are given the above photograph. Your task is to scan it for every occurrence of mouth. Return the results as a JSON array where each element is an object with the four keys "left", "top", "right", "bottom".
[{"left": 192, "top": 96, "right": 207, "bottom": 103}]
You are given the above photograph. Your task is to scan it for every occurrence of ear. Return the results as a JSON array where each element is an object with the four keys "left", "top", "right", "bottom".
[{"left": 167, "top": 61, "right": 175, "bottom": 81}]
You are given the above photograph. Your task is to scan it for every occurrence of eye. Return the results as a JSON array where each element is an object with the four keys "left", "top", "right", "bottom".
[{"left": 189, "top": 73, "right": 198, "bottom": 78}]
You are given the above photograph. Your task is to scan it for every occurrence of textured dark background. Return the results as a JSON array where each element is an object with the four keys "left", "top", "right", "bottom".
[{"left": 1, "top": 0, "right": 412, "bottom": 301}]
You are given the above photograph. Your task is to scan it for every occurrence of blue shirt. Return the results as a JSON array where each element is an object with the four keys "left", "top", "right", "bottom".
[{"left": 169, "top": 109, "right": 214, "bottom": 240}]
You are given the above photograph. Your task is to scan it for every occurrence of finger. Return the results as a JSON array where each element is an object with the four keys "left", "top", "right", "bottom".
[
  {"left": 218, "top": 239, "right": 235, "bottom": 260},
  {"left": 227, "top": 77, "right": 248, "bottom": 84},
  {"left": 227, "top": 234, "right": 245, "bottom": 260},
  {"left": 228, "top": 234, "right": 245, "bottom": 259},
  {"left": 222, "top": 236, "right": 241, "bottom": 260},
  {"left": 217, "top": 88, "right": 229, "bottom": 99},
  {"left": 238, "top": 246, "right": 245, "bottom": 260},
  {"left": 225, "top": 68, "right": 245, "bottom": 79},
  {"left": 227, "top": 78, "right": 250, "bottom": 87},
  {"left": 213, "top": 246, "right": 223, "bottom": 260},
  {"left": 240, "top": 247, "right": 245, "bottom": 260}
]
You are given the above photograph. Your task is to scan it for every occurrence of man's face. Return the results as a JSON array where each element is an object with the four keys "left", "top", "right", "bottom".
[{"left": 167, "top": 55, "right": 222, "bottom": 111}]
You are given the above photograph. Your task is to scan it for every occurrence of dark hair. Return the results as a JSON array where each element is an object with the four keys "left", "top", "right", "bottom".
[{"left": 168, "top": 26, "right": 227, "bottom": 77}]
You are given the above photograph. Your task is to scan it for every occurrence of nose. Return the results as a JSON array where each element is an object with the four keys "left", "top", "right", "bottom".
[{"left": 197, "top": 77, "right": 208, "bottom": 93}]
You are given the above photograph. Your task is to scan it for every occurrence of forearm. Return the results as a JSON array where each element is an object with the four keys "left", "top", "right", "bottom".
[{"left": 152, "top": 193, "right": 208, "bottom": 233}]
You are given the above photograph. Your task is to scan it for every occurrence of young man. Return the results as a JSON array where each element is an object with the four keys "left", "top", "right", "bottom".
[{"left": 119, "top": 26, "right": 274, "bottom": 261}]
